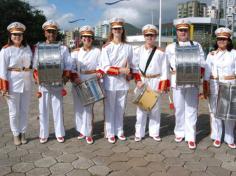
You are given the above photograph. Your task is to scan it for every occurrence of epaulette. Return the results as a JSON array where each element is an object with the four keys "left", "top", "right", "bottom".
[
  {"left": 2, "top": 44, "right": 9, "bottom": 48},
  {"left": 103, "top": 42, "right": 110, "bottom": 48}
]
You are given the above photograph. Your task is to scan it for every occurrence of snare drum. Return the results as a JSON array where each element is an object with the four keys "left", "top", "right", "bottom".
[
  {"left": 133, "top": 84, "right": 160, "bottom": 111},
  {"left": 37, "top": 43, "right": 63, "bottom": 86},
  {"left": 216, "top": 83, "right": 236, "bottom": 120},
  {"left": 74, "top": 78, "right": 105, "bottom": 106}
]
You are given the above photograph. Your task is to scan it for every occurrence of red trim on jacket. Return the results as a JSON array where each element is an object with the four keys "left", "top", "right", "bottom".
[{"left": 107, "top": 66, "right": 120, "bottom": 75}]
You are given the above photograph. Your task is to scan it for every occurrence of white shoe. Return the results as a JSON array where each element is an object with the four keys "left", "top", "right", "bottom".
[
  {"left": 77, "top": 134, "right": 85, "bottom": 140},
  {"left": 108, "top": 136, "right": 116, "bottom": 144},
  {"left": 153, "top": 136, "right": 161, "bottom": 142},
  {"left": 39, "top": 138, "right": 48, "bottom": 144},
  {"left": 175, "top": 136, "right": 183, "bottom": 143},
  {"left": 86, "top": 137, "right": 94, "bottom": 144},
  {"left": 117, "top": 135, "right": 126, "bottom": 141},
  {"left": 134, "top": 137, "right": 142, "bottom": 142},
  {"left": 228, "top": 143, "right": 236, "bottom": 149},
  {"left": 188, "top": 141, "right": 196, "bottom": 150},
  {"left": 57, "top": 137, "right": 65, "bottom": 143},
  {"left": 213, "top": 140, "right": 221, "bottom": 148}
]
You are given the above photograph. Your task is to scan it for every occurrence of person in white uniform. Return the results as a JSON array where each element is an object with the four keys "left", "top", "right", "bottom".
[
  {"left": 204, "top": 27, "right": 236, "bottom": 149},
  {"left": 100, "top": 17, "right": 141, "bottom": 144},
  {"left": 0, "top": 22, "right": 32, "bottom": 145},
  {"left": 70, "top": 25, "right": 103, "bottom": 144},
  {"left": 33, "top": 20, "right": 72, "bottom": 144},
  {"left": 134, "top": 24, "right": 169, "bottom": 142},
  {"left": 165, "top": 19, "right": 205, "bottom": 149}
]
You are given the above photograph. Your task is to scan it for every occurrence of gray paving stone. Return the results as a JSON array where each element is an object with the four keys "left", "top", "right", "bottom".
[
  {"left": 92, "top": 156, "right": 113, "bottom": 166},
  {"left": 221, "top": 162, "right": 236, "bottom": 172},
  {"left": 95, "top": 148, "right": 114, "bottom": 157},
  {"left": 42, "top": 150, "right": 63, "bottom": 158},
  {"left": 21, "top": 153, "right": 42, "bottom": 162},
  {"left": 110, "top": 153, "right": 129, "bottom": 162},
  {"left": 112, "top": 146, "right": 129, "bottom": 153},
  {"left": 109, "top": 161, "right": 131, "bottom": 171},
  {"left": 144, "top": 154, "right": 165, "bottom": 162},
  {"left": 12, "top": 162, "right": 34, "bottom": 173},
  {"left": 66, "top": 169, "right": 92, "bottom": 176},
  {"left": 167, "top": 166, "right": 191, "bottom": 176},
  {"left": 199, "top": 158, "right": 222, "bottom": 167},
  {"left": 63, "top": 146, "right": 81, "bottom": 154},
  {"left": 108, "top": 171, "right": 133, "bottom": 176},
  {"left": 146, "top": 161, "right": 168, "bottom": 172},
  {"left": 215, "top": 153, "right": 236, "bottom": 162},
  {"left": 26, "top": 168, "right": 50, "bottom": 176},
  {"left": 0, "top": 166, "right": 11, "bottom": 176},
  {"left": 194, "top": 150, "right": 214, "bottom": 158},
  {"left": 231, "top": 172, "right": 236, "bottom": 176},
  {"left": 0, "top": 145, "right": 16, "bottom": 153},
  {"left": 127, "top": 167, "right": 153, "bottom": 176},
  {"left": 5, "top": 173, "right": 25, "bottom": 176},
  {"left": 127, "top": 149, "right": 147, "bottom": 157},
  {"left": 56, "top": 154, "right": 77, "bottom": 163},
  {"left": 72, "top": 157, "right": 94, "bottom": 169},
  {"left": 50, "top": 163, "right": 73, "bottom": 175},
  {"left": 184, "top": 162, "right": 207, "bottom": 172},
  {"left": 127, "top": 158, "right": 148, "bottom": 167},
  {"left": 88, "top": 165, "right": 112, "bottom": 176},
  {"left": 8, "top": 149, "right": 28, "bottom": 158},
  {"left": 206, "top": 166, "right": 231, "bottom": 176},
  {"left": 34, "top": 157, "right": 57, "bottom": 168},
  {"left": 128, "top": 142, "right": 145, "bottom": 150},
  {"left": 76, "top": 151, "right": 97, "bottom": 159},
  {"left": 190, "top": 172, "right": 211, "bottom": 176},
  {"left": 162, "top": 149, "right": 180, "bottom": 158},
  {"left": 180, "top": 153, "right": 200, "bottom": 162},
  {"left": 164, "top": 157, "right": 185, "bottom": 167}
]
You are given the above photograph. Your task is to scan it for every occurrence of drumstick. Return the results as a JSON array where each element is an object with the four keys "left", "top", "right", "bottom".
[{"left": 167, "top": 91, "right": 174, "bottom": 110}]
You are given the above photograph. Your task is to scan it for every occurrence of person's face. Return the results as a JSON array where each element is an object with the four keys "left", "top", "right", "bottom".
[
  {"left": 11, "top": 33, "right": 23, "bottom": 46},
  {"left": 177, "top": 28, "right": 189, "bottom": 42},
  {"left": 112, "top": 27, "right": 123, "bottom": 38},
  {"left": 44, "top": 29, "right": 57, "bottom": 42},
  {"left": 217, "top": 37, "right": 228, "bottom": 49},
  {"left": 81, "top": 35, "right": 93, "bottom": 46},
  {"left": 144, "top": 33, "right": 157, "bottom": 46}
]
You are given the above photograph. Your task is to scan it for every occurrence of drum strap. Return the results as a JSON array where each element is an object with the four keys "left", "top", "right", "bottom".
[{"left": 139, "top": 46, "right": 157, "bottom": 76}]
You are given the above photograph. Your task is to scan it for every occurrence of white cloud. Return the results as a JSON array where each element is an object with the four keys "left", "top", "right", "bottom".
[{"left": 94, "top": 0, "right": 212, "bottom": 27}]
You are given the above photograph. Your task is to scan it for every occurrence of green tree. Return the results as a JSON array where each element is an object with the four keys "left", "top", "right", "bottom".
[{"left": 0, "top": 0, "right": 46, "bottom": 48}]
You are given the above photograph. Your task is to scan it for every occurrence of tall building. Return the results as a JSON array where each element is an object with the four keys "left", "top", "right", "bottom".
[
  {"left": 95, "top": 20, "right": 110, "bottom": 39},
  {"left": 177, "top": 0, "right": 207, "bottom": 18},
  {"left": 211, "top": 0, "right": 227, "bottom": 18}
]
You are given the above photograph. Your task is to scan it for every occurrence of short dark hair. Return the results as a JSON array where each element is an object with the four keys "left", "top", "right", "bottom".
[
  {"left": 214, "top": 38, "right": 233, "bottom": 51},
  {"left": 7, "top": 32, "right": 27, "bottom": 47}
]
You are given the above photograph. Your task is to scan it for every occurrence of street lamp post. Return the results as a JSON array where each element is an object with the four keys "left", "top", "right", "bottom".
[{"left": 158, "top": 0, "right": 162, "bottom": 47}]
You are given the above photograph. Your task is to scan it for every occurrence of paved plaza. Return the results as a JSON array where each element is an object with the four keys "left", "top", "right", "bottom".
[{"left": 0, "top": 83, "right": 236, "bottom": 176}]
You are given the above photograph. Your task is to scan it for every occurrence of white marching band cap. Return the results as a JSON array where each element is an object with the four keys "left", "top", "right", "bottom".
[
  {"left": 215, "top": 27, "right": 232, "bottom": 38},
  {"left": 174, "top": 18, "right": 191, "bottom": 29},
  {"left": 142, "top": 24, "right": 158, "bottom": 35},
  {"left": 42, "top": 20, "right": 59, "bottom": 30},
  {"left": 79, "top": 25, "right": 94, "bottom": 36},
  {"left": 7, "top": 22, "right": 26, "bottom": 33},
  {"left": 110, "top": 17, "right": 125, "bottom": 28}
]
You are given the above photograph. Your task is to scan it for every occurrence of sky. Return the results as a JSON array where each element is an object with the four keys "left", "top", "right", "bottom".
[{"left": 24, "top": 0, "right": 212, "bottom": 30}]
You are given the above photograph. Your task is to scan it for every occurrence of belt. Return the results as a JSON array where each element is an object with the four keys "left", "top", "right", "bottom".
[
  {"left": 80, "top": 70, "right": 96, "bottom": 74},
  {"left": 8, "top": 67, "right": 31, "bottom": 72},
  {"left": 141, "top": 74, "right": 160, "bottom": 78},
  {"left": 210, "top": 75, "right": 236, "bottom": 80}
]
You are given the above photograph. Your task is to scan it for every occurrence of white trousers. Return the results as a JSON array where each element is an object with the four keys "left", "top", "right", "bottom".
[
  {"left": 104, "top": 90, "right": 127, "bottom": 138},
  {"left": 39, "top": 88, "right": 65, "bottom": 138},
  {"left": 135, "top": 98, "right": 161, "bottom": 138},
  {"left": 72, "top": 87, "right": 93, "bottom": 137},
  {"left": 173, "top": 87, "right": 199, "bottom": 142},
  {"left": 7, "top": 91, "right": 31, "bottom": 136},
  {"left": 209, "top": 94, "right": 235, "bottom": 144}
]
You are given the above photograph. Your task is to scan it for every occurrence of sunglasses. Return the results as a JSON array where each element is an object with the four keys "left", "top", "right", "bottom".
[
  {"left": 144, "top": 34, "right": 156, "bottom": 37},
  {"left": 82, "top": 35, "right": 93, "bottom": 38},
  {"left": 46, "top": 29, "right": 57, "bottom": 34},
  {"left": 177, "top": 29, "right": 188, "bottom": 32},
  {"left": 217, "top": 38, "right": 228, "bottom": 41},
  {"left": 112, "top": 27, "right": 123, "bottom": 31},
  {"left": 12, "top": 33, "right": 23, "bottom": 37}
]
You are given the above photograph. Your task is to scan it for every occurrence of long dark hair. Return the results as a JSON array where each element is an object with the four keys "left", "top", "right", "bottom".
[
  {"left": 214, "top": 38, "right": 233, "bottom": 51},
  {"left": 7, "top": 32, "right": 27, "bottom": 47},
  {"left": 107, "top": 27, "right": 127, "bottom": 43}
]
